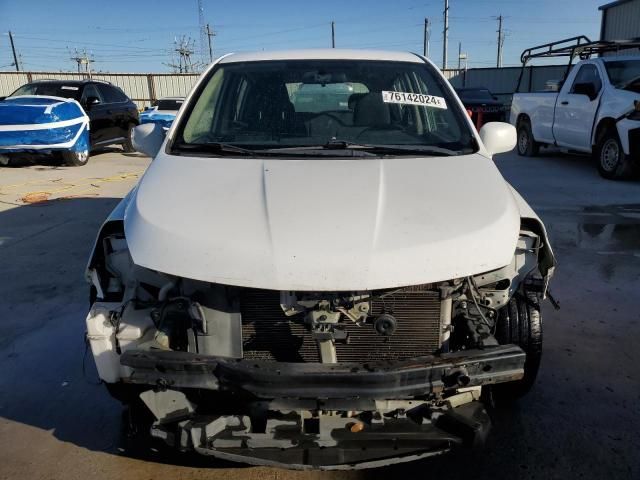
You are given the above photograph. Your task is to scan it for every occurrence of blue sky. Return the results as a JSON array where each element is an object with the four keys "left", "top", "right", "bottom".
[{"left": 0, "top": 0, "right": 606, "bottom": 72}]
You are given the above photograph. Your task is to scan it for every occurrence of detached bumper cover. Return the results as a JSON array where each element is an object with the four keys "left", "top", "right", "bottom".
[{"left": 121, "top": 344, "right": 525, "bottom": 398}]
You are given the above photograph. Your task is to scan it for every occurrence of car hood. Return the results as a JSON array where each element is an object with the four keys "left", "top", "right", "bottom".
[{"left": 124, "top": 152, "right": 521, "bottom": 291}]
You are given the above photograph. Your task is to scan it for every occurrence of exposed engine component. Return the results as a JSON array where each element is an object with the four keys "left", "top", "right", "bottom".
[{"left": 373, "top": 313, "right": 397, "bottom": 336}]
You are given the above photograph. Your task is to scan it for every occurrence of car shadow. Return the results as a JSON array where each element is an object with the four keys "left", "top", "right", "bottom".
[
  {"left": 0, "top": 196, "right": 245, "bottom": 469},
  {"left": 1, "top": 146, "right": 130, "bottom": 168}
]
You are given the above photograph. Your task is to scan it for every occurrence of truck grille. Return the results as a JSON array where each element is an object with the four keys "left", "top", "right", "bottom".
[{"left": 240, "top": 287, "right": 442, "bottom": 363}]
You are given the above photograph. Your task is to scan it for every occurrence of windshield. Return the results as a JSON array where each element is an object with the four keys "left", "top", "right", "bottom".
[
  {"left": 605, "top": 60, "right": 640, "bottom": 93},
  {"left": 157, "top": 99, "right": 184, "bottom": 111},
  {"left": 10, "top": 83, "right": 80, "bottom": 100},
  {"left": 174, "top": 59, "right": 475, "bottom": 155}
]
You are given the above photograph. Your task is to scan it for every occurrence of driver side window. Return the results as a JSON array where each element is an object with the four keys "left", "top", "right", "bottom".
[
  {"left": 570, "top": 64, "right": 602, "bottom": 94},
  {"left": 81, "top": 84, "right": 102, "bottom": 104}
]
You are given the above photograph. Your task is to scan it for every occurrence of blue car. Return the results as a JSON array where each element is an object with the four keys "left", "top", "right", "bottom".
[
  {"left": 0, "top": 95, "right": 90, "bottom": 166},
  {"left": 139, "top": 97, "right": 184, "bottom": 130}
]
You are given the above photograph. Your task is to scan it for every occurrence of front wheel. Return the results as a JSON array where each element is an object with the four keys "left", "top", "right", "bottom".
[
  {"left": 492, "top": 292, "right": 542, "bottom": 405},
  {"left": 61, "top": 149, "right": 89, "bottom": 167},
  {"left": 595, "top": 130, "right": 635, "bottom": 180},
  {"left": 516, "top": 120, "right": 540, "bottom": 157}
]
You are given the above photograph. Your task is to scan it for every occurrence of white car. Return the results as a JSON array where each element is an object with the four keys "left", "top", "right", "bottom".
[
  {"left": 511, "top": 54, "right": 640, "bottom": 180},
  {"left": 85, "top": 49, "right": 556, "bottom": 470}
]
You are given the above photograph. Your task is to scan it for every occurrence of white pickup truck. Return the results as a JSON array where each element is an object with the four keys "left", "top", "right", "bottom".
[{"left": 511, "top": 55, "right": 640, "bottom": 179}]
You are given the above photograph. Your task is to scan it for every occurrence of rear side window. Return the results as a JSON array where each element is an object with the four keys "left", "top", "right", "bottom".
[{"left": 97, "top": 85, "right": 129, "bottom": 103}]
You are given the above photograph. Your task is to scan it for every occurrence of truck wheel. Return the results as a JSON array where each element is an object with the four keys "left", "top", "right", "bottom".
[
  {"left": 122, "top": 124, "right": 136, "bottom": 153},
  {"left": 61, "top": 149, "right": 89, "bottom": 166},
  {"left": 492, "top": 292, "right": 542, "bottom": 405},
  {"left": 595, "top": 130, "right": 635, "bottom": 180},
  {"left": 516, "top": 120, "right": 540, "bottom": 157}
]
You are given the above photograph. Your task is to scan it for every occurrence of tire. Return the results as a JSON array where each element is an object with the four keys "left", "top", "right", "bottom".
[
  {"left": 61, "top": 149, "right": 89, "bottom": 166},
  {"left": 594, "top": 129, "right": 635, "bottom": 180},
  {"left": 516, "top": 119, "right": 540, "bottom": 157},
  {"left": 492, "top": 292, "right": 542, "bottom": 405},
  {"left": 122, "top": 123, "right": 136, "bottom": 153}
]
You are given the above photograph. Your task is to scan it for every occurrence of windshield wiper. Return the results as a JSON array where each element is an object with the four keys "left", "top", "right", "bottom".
[
  {"left": 173, "top": 142, "right": 257, "bottom": 156},
  {"left": 323, "top": 140, "right": 463, "bottom": 156}
]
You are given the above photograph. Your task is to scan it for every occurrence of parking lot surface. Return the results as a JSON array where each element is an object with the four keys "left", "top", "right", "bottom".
[{"left": 0, "top": 149, "right": 638, "bottom": 480}]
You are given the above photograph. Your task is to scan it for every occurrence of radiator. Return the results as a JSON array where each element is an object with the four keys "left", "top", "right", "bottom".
[{"left": 240, "top": 287, "right": 442, "bottom": 363}]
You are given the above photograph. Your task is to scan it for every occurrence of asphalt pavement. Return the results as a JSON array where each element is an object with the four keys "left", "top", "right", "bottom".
[{"left": 0, "top": 148, "right": 638, "bottom": 480}]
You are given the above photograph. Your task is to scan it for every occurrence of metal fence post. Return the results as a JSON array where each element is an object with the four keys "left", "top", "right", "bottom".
[{"left": 147, "top": 74, "right": 156, "bottom": 108}]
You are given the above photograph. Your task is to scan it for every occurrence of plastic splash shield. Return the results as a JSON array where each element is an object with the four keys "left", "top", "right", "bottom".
[{"left": 0, "top": 96, "right": 90, "bottom": 153}]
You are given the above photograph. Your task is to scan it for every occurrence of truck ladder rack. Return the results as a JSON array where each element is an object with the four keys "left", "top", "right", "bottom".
[{"left": 515, "top": 36, "right": 640, "bottom": 92}]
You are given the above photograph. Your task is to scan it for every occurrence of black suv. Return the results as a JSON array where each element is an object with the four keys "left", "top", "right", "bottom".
[{"left": 7, "top": 80, "right": 139, "bottom": 163}]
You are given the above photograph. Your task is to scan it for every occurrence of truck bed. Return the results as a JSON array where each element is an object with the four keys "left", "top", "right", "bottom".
[{"left": 510, "top": 92, "right": 558, "bottom": 146}]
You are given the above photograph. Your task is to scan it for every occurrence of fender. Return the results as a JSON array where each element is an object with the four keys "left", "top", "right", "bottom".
[
  {"left": 508, "top": 185, "right": 556, "bottom": 280},
  {"left": 85, "top": 186, "right": 137, "bottom": 280}
]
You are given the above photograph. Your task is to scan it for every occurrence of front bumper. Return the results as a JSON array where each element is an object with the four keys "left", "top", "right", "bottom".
[
  {"left": 120, "top": 345, "right": 525, "bottom": 469},
  {"left": 121, "top": 344, "right": 524, "bottom": 398}
]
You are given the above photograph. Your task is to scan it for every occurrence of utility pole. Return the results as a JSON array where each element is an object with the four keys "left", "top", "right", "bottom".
[
  {"left": 8, "top": 31, "right": 20, "bottom": 71},
  {"left": 423, "top": 18, "right": 430, "bottom": 57},
  {"left": 331, "top": 21, "right": 335, "bottom": 48},
  {"left": 496, "top": 15, "right": 504, "bottom": 68},
  {"left": 458, "top": 42, "right": 462, "bottom": 70},
  {"left": 443, "top": 0, "right": 449, "bottom": 69},
  {"left": 205, "top": 23, "right": 216, "bottom": 63}
]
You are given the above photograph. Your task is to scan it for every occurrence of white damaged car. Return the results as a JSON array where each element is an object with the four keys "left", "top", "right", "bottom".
[{"left": 85, "top": 49, "right": 556, "bottom": 470}]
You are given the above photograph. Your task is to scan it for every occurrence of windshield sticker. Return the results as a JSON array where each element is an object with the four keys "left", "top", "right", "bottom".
[
  {"left": 382, "top": 91, "right": 447, "bottom": 109},
  {"left": 61, "top": 86, "right": 79, "bottom": 91}
]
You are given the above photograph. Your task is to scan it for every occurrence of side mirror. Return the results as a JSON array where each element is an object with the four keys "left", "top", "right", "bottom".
[
  {"left": 132, "top": 123, "right": 165, "bottom": 158},
  {"left": 573, "top": 82, "right": 598, "bottom": 101},
  {"left": 84, "top": 96, "right": 101, "bottom": 108},
  {"left": 479, "top": 122, "right": 517, "bottom": 157}
]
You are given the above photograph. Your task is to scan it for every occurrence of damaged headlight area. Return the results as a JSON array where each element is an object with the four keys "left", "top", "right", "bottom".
[{"left": 85, "top": 223, "right": 549, "bottom": 469}]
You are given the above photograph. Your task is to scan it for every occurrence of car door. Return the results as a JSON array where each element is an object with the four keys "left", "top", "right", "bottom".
[
  {"left": 553, "top": 63, "right": 603, "bottom": 151},
  {"left": 80, "top": 83, "right": 109, "bottom": 147},
  {"left": 99, "top": 85, "right": 132, "bottom": 142},
  {"left": 95, "top": 84, "right": 125, "bottom": 144}
]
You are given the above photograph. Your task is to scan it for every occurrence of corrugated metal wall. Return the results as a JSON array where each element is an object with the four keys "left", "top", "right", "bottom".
[
  {"left": 1, "top": 66, "right": 567, "bottom": 109},
  {"left": 445, "top": 65, "right": 568, "bottom": 94},
  {"left": 0, "top": 72, "right": 200, "bottom": 109},
  {"left": 601, "top": 0, "right": 640, "bottom": 41}
]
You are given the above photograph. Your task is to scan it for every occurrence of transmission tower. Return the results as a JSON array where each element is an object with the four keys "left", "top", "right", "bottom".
[
  {"left": 197, "top": 0, "right": 207, "bottom": 63},
  {"left": 166, "top": 36, "right": 200, "bottom": 73},
  {"left": 69, "top": 48, "right": 95, "bottom": 75}
]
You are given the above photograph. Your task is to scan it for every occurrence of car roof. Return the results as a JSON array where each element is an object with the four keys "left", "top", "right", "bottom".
[
  {"left": 219, "top": 48, "right": 424, "bottom": 64},
  {"left": 27, "top": 79, "right": 111, "bottom": 86}
]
